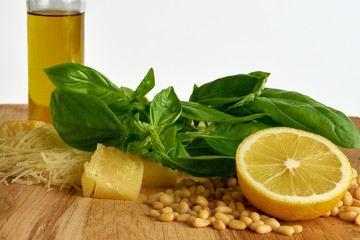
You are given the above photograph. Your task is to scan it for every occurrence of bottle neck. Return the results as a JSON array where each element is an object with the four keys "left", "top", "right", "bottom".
[{"left": 26, "top": 0, "right": 85, "bottom": 13}]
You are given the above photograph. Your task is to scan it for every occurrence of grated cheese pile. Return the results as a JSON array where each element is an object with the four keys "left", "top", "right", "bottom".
[{"left": 0, "top": 124, "right": 92, "bottom": 190}]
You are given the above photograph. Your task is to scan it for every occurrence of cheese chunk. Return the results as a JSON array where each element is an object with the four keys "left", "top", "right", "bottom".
[
  {"left": 81, "top": 143, "right": 144, "bottom": 201},
  {"left": 142, "top": 158, "right": 178, "bottom": 187}
]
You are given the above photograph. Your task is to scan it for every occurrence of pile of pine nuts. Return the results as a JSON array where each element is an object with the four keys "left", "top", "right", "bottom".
[
  {"left": 146, "top": 177, "right": 302, "bottom": 236},
  {"left": 322, "top": 168, "right": 360, "bottom": 225},
  {"left": 146, "top": 168, "right": 360, "bottom": 235}
]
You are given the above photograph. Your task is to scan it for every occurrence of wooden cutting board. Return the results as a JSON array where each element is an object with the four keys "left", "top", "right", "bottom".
[{"left": 1, "top": 104, "right": 360, "bottom": 240}]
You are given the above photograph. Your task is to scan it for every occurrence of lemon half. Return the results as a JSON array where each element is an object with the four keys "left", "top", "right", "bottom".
[{"left": 235, "top": 127, "right": 352, "bottom": 221}]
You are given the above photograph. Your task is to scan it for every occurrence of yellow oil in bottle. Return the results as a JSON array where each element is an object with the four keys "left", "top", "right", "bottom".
[{"left": 27, "top": 9, "right": 84, "bottom": 123}]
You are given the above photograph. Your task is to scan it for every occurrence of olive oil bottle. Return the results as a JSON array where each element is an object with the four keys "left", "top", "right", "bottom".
[{"left": 27, "top": 2, "right": 85, "bottom": 123}]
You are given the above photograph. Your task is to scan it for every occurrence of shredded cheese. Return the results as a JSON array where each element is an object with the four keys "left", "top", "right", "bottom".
[{"left": 0, "top": 124, "right": 92, "bottom": 190}]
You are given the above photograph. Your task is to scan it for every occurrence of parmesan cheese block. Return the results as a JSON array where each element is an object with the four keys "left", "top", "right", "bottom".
[
  {"left": 81, "top": 143, "right": 144, "bottom": 201},
  {"left": 142, "top": 158, "right": 178, "bottom": 187}
]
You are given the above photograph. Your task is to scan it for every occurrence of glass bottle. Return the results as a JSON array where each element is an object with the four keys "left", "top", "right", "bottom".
[{"left": 27, "top": 0, "right": 85, "bottom": 123}]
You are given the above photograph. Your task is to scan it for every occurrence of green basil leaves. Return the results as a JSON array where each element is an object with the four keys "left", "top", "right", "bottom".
[{"left": 45, "top": 63, "right": 360, "bottom": 177}]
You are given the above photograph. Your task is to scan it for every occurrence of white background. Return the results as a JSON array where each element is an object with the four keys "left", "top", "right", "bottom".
[{"left": 1, "top": 0, "right": 360, "bottom": 116}]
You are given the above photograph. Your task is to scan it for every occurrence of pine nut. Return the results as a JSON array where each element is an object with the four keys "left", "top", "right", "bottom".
[
  {"left": 182, "top": 178, "right": 196, "bottom": 187},
  {"left": 192, "top": 204, "right": 202, "bottom": 212},
  {"left": 200, "top": 189, "right": 212, "bottom": 199},
  {"left": 339, "top": 211, "right": 358, "bottom": 221},
  {"left": 208, "top": 216, "right": 216, "bottom": 224},
  {"left": 232, "top": 191, "right": 244, "bottom": 202},
  {"left": 231, "top": 210, "right": 240, "bottom": 218},
  {"left": 249, "top": 220, "right": 264, "bottom": 231},
  {"left": 277, "top": 225, "right": 295, "bottom": 236},
  {"left": 353, "top": 199, "right": 360, "bottom": 208},
  {"left": 215, "top": 205, "right": 233, "bottom": 214},
  {"left": 343, "top": 191, "right": 353, "bottom": 206},
  {"left": 240, "top": 210, "right": 251, "bottom": 217},
  {"left": 165, "top": 188, "right": 174, "bottom": 195},
  {"left": 349, "top": 186, "right": 357, "bottom": 196},
  {"left": 263, "top": 218, "right": 280, "bottom": 231},
  {"left": 249, "top": 211, "right": 261, "bottom": 221},
  {"left": 222, "top": 194, "right": 233, "bottom": 202},
  {"left": 203, "top": 181, "right": 213, "bottom": 189},
  {"left": 216, "top": 200, "right": 227, "bottom": 207},
  {"left": 260, "top": 214, "right": 269, "bottom": 220},
  {"left": 255, "top": 224, "right": 272, "bottom": 234},
  {"left": 214, "top": 212, "right": 230, "bottom": 225},
  {"left": 228, "top": 219, "right": 246, "bottom": 230},
  {"left": 188, "top": 210, "right": 198, "bottom": 217},
  {"left": 355, "top": 187, "right": 360, "bottom": 200},
  {"left": 161, "top": 206, "right": 173, "bottom": 213},
  {"left": 355, "top": 214, "right": 360, "bottom": 225},
  {"left": 169, "top": 203, "right": 179, "bottom": 210},
  {"left": 174, "top": 196, "right": 182, "bottom": 203},
  {"left": 199, "top": 209, "right": 210, "bottom": 219},
  {"left": 292, "top": 225, "right": 303, "bottom": 233},
  {"left": 174, "top": 189, "right": 181, "bottom": 197},
  {"left": 336, "top": 200, "right": 343, "bottom": 208},
  {"left": 212, "top": 220, "right": 226, "bottom": 231},
  {"left": 215, "top": 188, "right": 225, "bottom": 199},
  {"left": 195, "top": 195, "right": 209, "bottom": 207},
  {"left": 236, "top": 202, "right": 245, "bottom": 212},
  {"left": 188, "top": 216, "right": 197, "bottom": 224},
  {"left": 196, "top": 185, "right": 206, "bottom": 194},
  {"left": 208, "top": 200, "right": 217, "bottom": 210},
  {"left": 226, "top": 178, "right": 237, "bottom": 187},
  {"left": 225, "top": 213, "right": 235, "bottom": 220},
  {"left": 175, "top": 213, "right": 191, "bottom": 222},
  {"left": 344, "top": 206, "right": 360, "bottom": 214},
  {"left": 189, "top": 186, "right": 196, "bottom": 194},
  {"left": 322, "top": 211, "right": 331, "bottom": 217},
  {"left": 192, "top": 218, "right": 210, "bottom": 228},
  {"left": 214, "top": 180, "right": 226, "bottom": 189},
  {"left": 338, "top": 207, "right": 346, "bottom": 215},
  {"left": 158, "top": 212, "right": 174, "bottom": 222},
  {"left": 330, "top": 207, "right": 339, "bottom": 216},
  {"left": 152, "top": 201, "right": 163, "bottom": 210},
  {"left": 228, "top": 200, "right": 236, "bottom": 211},
  {"left": 149, "top": 209, "right": 160, "bottom": 218},
  {"left": 350, "top": 179, "right": 358, "bottom": 188},
  {"left": 180, "top": 189, "right": 191, "bottom": 198},
  {"left": 239, "top": 216, "right": 253, "bottom": 226},
  {"left": 147, "top": 193, "right": 161, "bottom": 204},
  {"left": 159, "top": 194, "right": 174, "bottom": 206},
  {"left": 176, "top": 201, "right": 189, "bottom": 214}
]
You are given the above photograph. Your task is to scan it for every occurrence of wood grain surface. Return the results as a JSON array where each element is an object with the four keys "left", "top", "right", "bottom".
[{"left": 0, "top": 104, "right": 360, "bottom": 240}]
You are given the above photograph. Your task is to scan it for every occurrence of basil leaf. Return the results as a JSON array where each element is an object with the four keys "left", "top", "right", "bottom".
[
  {"left": 160, "top": 126, "right": 177, "bottom": 152},
  {"left": 189, "top": 71, "right": 269, "bottom": 108},
  {"left": 45, "top": 63, "right": 126, "bottom": 102},
  {"left": 45, "top": 63, "right": 136, "bottom": 116},
  {"left": 181, "top": 101, "right": 265, "bottom": 123},
  {"left": 131, "top": 68, "right": 155, "bottom": 100},
  {"left": 150, "top": 87, "right": 182, "bottom": 127},
  {"left": 165, "top": 156, "right": 236, "bottom": 177},
  {"left": 185, "top": 138, "right": 225, "bottom": 157},
  {"left": 237, "top": 88, "right": 360, "bottom": 149},
  {"left": 50, "top": 89, "right": 127, "bottom": 152},
  {"left": 167, "top": 140, "right": 188, "bottom": 158},
  {"left": 189, "top": 121, "right": 272, "bottom": 156}
]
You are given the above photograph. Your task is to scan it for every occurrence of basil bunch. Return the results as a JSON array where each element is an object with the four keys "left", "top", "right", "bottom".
[{"left": 45, "top": 63, "right": 360, "bottom": 177}]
